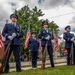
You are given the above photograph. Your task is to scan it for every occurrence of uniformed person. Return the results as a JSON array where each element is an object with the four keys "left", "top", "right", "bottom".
[
  {"left": 28, "top": 32, "right": 39, "bottom": 68},
  {"left": 63, "top": 25, "right": 74, "bottom": 65},
  {"left": 38, "top": 20, "right": 55, "bottom": 68},
  {"left": 2, "top": 14, "right": 23, "bottom": 73}
]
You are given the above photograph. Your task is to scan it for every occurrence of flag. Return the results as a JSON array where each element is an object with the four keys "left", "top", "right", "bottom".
[
  {"left": 54, "top": 34, "right": 59, "bottom": 51},
  {"left": 0, "top": 34, "right": 4, "bottom": 48},
  {"left": 24, "top": 25, "right": 31, "bottom": 49}
]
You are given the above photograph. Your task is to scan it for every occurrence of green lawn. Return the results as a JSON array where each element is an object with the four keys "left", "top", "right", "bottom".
[{"left": 1, "top": 66, "right": 75, "bottom": 75}]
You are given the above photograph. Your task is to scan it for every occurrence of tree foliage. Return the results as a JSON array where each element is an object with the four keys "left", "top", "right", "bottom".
[{"left": 15, "top": 5, "right": 60, "bottom": 55}]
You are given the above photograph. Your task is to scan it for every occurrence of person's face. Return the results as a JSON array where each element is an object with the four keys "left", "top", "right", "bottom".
[
  {"left": 43, "top": 24, "right": 48, "bottom": 28},
  {"left": 66, "top": 28, "right": 71, "bottom": 32},
  {"left": 11, "top": 17, "right": 17, "bottom": 22},
  {"left": 31, "top": 34, "right": 36, "bottom": 37}
]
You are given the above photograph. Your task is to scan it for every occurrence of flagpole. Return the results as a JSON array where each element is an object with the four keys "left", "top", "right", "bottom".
[
  {"left": 28, "top": 25, "right": 31, "bottom": 66},
  {"left": 24, "top": 24, "right": 31, "bottom": 66},
  {"left": 52, "top": 29, "right": 55, "bottom": 57}
]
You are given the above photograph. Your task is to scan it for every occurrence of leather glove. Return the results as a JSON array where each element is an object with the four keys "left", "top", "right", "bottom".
[
  {"left": 71, "top": 37, "right": 74, "bottom": 41},
  {"left": 8, "top": 36, "right": 14, "bottom": 40},
  {"left": 12, "top": 33, "right": 17, "bottom": 37},
  {"left": 45, "top": 35, "right": 50, "bottom": 40}
]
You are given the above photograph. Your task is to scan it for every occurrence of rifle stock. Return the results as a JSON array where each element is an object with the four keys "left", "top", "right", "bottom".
[
  {"left": 70, "top": 42, "right": 74, "bottom": 65},
  {"left": 0, "top": 41, "right": 11, "bottom": 74},
  {"left": 41, "top": 43, "right": 48, "bottom": 70}
]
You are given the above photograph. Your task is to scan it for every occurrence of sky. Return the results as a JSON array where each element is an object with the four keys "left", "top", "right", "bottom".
[{"left": 0, "top": 0, "right": 75, "bottom": 34}]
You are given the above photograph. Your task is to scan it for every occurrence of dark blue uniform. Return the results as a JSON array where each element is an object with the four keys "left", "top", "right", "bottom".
[
  {"left": 28, "top": 38, "right": 39, "bottom": 68},
  {"left": 63, "top": 32, "right": 74, "bottom": 65},
  {"left": 38, "top": 28, "right": 54, "bottom": 68},
  {"left": 2, "top": 23, "right": 23, "bottom": 72}
]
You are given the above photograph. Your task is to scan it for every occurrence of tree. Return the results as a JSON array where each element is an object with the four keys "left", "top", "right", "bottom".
[
  {"left": 15, "top": 5, "right": 60, "bottom": 58},
  {"left": 48, "top": 21, "right": 59, "bottom": 36},
  {"left": 59, "top": 42, "right": 65, "bottom": 55},
  {"left": 15, "top": 5, "right": 44, "bottom": 55}
]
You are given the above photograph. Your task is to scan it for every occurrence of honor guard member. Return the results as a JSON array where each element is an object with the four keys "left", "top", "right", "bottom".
[
  {"left": 28, "top": 32, "right": 39, "bottom": 68},
  {"left": 38, "top": 20, "right": 55, "bottom": 68},
  {"left": 2, "top": 14, "right": 23, "bottom": 73},
  {"left": 63, "top": 25, "right": 74, "bottom": 65}
]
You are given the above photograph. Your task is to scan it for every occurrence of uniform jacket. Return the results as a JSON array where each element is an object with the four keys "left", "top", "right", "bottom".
[
  {"left": 63, "top": 32, "right": 74, "bottom": 48},
  {"left": 28, "top": 38, "right": 39, "bottom": 51},
  {"left": 2, "top": 23, "right": 23, "bottom": 46},
  {"left": 38, "top": 28, "right": 54, "bottom": 46}
]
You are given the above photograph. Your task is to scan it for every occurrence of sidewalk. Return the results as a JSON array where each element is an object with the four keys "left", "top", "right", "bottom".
[
  {"left": 9, "top": 58, "right": 67, "bottom": 72},
  {"left": 10, "top": 63, "right": 66, "bottom": 72},
  {"left": 9, "top": 57, "right": 66, "bottom": 67}
]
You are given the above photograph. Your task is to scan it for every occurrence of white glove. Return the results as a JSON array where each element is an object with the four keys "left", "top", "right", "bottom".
[
  {"left": 12, "top": 33, "right": 16, "bottom": 37},
  {"left": 8, "top": 36, "right": 14, "bottom": 40},
  {"left": 71, "top": 37, "right": 74, "bottom": 41},
  {"left": 45, "top": 35, "right": 50, "bottom": 40}
]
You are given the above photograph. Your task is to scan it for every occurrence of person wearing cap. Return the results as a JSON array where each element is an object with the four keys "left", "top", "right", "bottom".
[
  {"left": 28, "top": 32, "right": 39, "bottom": 68},
  {"left": 2, "top": 14, "right": 23, "bottom": 73},
  {"left": 38, "top": 20, "right": 55, "bottom": 68},
  {"left": 63, "top": 25, "right": 75, "bottom": 65}
]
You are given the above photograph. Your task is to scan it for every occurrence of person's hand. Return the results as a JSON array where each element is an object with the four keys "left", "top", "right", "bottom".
[
  {"left": 71, "top": 37, "right": 74, "bottom": 41},
  {"left": 12, "top": 33, "right": 17, "bottom": 37},
  {"left": 8, "top": 36, "right": 14, "bottom": 40},
  {"left": 45, "top": 35, "right": 50, "bottom": 40}
]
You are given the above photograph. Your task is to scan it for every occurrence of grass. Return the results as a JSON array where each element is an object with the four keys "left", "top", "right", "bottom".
[{"left": 1, "top": 65, "right": 75, "bottom": 75}]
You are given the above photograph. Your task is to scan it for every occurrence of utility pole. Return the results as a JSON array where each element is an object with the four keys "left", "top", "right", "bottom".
[
  {"left": 11, "top": 2, "right": 16, "bottom": 13},
  {"left": 64, "top": 0, "right": 75, "bottom": 9},
  {"left": 38, "top": 0, "right": 45, "bottom": 4},
  {"left": 5, "top": 2, "right": 16, "bottom": 24}
]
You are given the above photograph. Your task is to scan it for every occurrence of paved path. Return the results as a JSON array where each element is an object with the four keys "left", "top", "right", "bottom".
[
  {"left": 10, "top": 63, "right": 66, "bottom": 72},
  {"left": 9, "top": 57, "right": 66, "bottom": 67},
  {"left": 9, "top": 58, "right": 67, "bottom": 72},
  {"left": 0, "top": 57, "right": 67, "bottom": 72}
]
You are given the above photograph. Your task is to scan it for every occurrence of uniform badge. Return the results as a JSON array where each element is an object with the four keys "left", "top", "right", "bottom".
[{"left": 43, "top": 31, "right": 45, "bottom": 33}]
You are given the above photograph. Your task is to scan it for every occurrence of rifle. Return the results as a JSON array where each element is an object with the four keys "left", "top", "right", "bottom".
[
  {"left": 0, "top": 41, "right": 11, "bottom": 74},
  {"left": 70, "top": 42, "right": 74, "bottom": 65},
  {"left": 41, "top": 42, "right": 48, "bottom": 70}
]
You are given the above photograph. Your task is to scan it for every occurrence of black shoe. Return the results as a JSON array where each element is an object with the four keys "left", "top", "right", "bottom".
[
  {"left": 4, "top": 71, "right": 9, "bottom": 73},
  {"left": 67, "top": 63, "right": 70, "bottom": 66},
  {"left": 51, "top": 66, "right": 55, "bottom": 68},
  {"left": 16, "top": 70, "right": 21, "bottom": 72},
  {"left": 73, "top": 63, "right": 75, "bottom": 65}
]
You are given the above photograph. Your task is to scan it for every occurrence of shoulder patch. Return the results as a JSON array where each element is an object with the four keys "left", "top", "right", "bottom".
[{"left": 43, "top": 30, "right": 45, "bottom": 33}]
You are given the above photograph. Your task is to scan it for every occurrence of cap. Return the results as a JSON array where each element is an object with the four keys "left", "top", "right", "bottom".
[
  {"left": 10, "top": 14, "right": 18, "bottom": 19},
  {"left": 65, "top": 25, "right": 71, "bottom": 30},
  {"left": 42, "top": 20, "right": 48, "bottom": 26}
]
